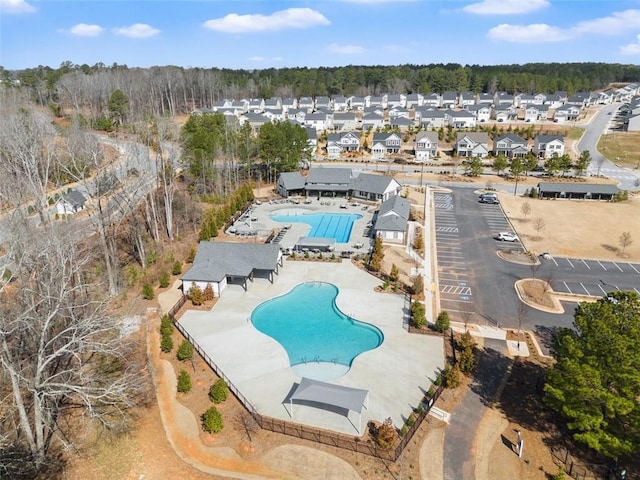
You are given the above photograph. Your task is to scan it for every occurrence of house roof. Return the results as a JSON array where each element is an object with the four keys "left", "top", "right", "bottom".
[
  {"left": 362, "top": 113, "right": 384, "bottom": 122},
  {"left": 390, "top": 117, "right": 413, "bottom": 126},
  {"left": 182, "top": 241, "right": 281, "bottom": 284},
  {"left": 372, "top": 132, "right": 400, "bottom": 143},
  {"left": 278, "top": 172, "right": 306, "bottom": 191},
  {"left": 416, "top": 131, "right": 439, "bottom": 143},
  {"left": 61, "top": 190, "right": 87, "bottom": 207},
  {"left": 495, "top": 134, "right": 527, "bottom": 144},
  {"left": 350, "top": 173, "right": 399, "bottom": 196},
  {"left": 456, "top": 132, "right": 489, "bottom": 144},
  {"left": 535, "top": 135, "right": 564, "bottom": 145},
  {"left": 375, "top": 195, "right": 410, "bottom": 232},
  {"left": 305, "top": 167, "right": 352, "bottom": 186},
  {"left": 333, "top": 112, "right": 357, "bottom": 121},
  {"left": 537, "top": 182, "right": 619, "bottom": 195}
]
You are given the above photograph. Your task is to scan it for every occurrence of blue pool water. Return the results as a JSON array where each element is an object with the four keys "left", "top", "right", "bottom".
[
  {"left": 270, "top": 212, "right": 362, "bottom": 243},
  {"left": 251, "top": 282, "right": 383, "bottom": 367}
]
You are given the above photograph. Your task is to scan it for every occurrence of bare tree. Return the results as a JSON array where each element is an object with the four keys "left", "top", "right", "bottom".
[
  {"left": 516, "top": 302, "right": 529, "bottom": 351},
  {"left": 619, "top": 231, "right": 633, "bottom": 256},
  {"left": 532, "top": 217, "right": 546, "bottom": 240},
  {"left": 234, "top": 412, "right": 259, "bottom": 443},
  {"left": 0, "top": 221, "right": 146, "bottom": 473},
  {"left": 520, "top": 201, "right": 531, "bottom": 220}
]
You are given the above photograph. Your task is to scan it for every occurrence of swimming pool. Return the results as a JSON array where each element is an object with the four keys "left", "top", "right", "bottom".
[
  {"left": 251, "top": 282, "right": 383, "bottom": 374},
  {"left": 270, "top": 212, "right": 362, "bottom": 243}
]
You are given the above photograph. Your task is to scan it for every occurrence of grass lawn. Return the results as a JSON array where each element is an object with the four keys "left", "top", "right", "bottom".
[{"left": 598, "top": 132, "right": 640, "bottom": 169}]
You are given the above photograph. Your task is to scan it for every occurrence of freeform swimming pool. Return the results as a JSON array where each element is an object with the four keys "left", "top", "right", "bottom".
[
  {"left": 251, "top": 282, "right": 383, "bottom": 369},
  {"left": 270, "top": 212, "right": 362, "bottom": 243}
]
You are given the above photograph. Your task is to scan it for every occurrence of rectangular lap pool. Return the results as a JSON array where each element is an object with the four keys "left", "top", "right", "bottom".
[{"left": 270, "top": 212, "right": 362, "bottom": 243}]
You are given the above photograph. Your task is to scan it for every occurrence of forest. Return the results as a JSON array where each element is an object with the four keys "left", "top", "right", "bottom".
[{"left": 2, "top": 61, "right": 640, "bottom": 122}]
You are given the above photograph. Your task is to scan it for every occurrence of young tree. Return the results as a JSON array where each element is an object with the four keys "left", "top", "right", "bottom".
[
  {"left": 465, "top": 157, "right": 483, "bottom": 177},
  {"left": 619, "top": 231, "right": 633, "bottom": 256},
  {"left": 575, "top": 150, "right": 591, "bottom": 177},
  {"left": 557, "top": 154, "right": 573, "bottom": 177},
  {"left": 533, "top": 217, "right": 546, "bottom": 239},
  {"left": 521, "top": 201, "right": 531, "bottom": 219},
  {"left": 492, "top": 154, "right": 508, "bottom": 177},
  {"left": 509, "top": 156, "right": 526, "bottom": 196},
  {"left": 389, "top": 263, "right": 399, "bottom": 284},
  {"left": 544, "top": 153, "right": 560, "bottom": 177},
  {"left": 544, "top": 292, "right": 640, "bottom": 459},
  {"left": 176, "top": 340, "right": 194, "bottom": 361},
  {"left": 435, "top": 311, "right": 450, "bottom": 333},
  {"left": 107, "top": 89, "right": 129, "bottom": 127}
]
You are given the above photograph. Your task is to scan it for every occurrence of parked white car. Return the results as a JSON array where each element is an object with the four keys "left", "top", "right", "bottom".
[{"left": 496, "top": 232, "right": 519, "bottom": 242}]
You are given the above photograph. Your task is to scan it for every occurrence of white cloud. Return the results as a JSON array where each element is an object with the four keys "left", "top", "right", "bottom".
[
  {"left": 487, "top": 24, "right": 571, "bottom": 43},
  {"left": 327, "top": 43, "right": 365, "bottom": 54},
  {"left": 0, "top": 0, "right": 36, "bottom": 14},
  {"left": 464, "top": 0, "right": 549, "bottom": 15},
  {"left": 113, "top": 23, "right": 160, "bottom": 39},
  {"left": 620, "top": 34, "right": 640, "bottom": 55},
  {"left": 572, "top": 9, "right": 640, "bottom": 35},
  {"left": 248, "top": 56, "right": 265, "bottom": 62},
  {"left": 63, "top": 23, "right": 104, "bottom": 37},
  {"left": 272, "top": 56, "right": 283, "bottom": 62},
  {"left": 203, "top": 8, "right": 330, "bottom": 33}
]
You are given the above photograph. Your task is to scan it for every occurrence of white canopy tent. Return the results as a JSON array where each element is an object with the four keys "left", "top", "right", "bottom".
[{"left": 288, "top": 377, "right": 370, "bottom": 434}]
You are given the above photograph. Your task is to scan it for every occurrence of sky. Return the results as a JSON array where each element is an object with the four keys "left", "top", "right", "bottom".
[{"left": 2, "top": 0, "right": 640, "bottom": 70}]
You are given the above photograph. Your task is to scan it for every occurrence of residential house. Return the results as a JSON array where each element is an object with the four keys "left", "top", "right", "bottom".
[
  {"left": 418, "top": 109, "right": 446, "bottom": 128},
  {"left": 625, "top": 113, "right": 640, "bottom": 132},
  {"left": 371, "top": 132, "right": 402, "bottom": 160},
  {"left": 566, "top": 93, "right": 589, "bottom": 108},
  {"left": 363, "top": 106, "right": 385, "bottom": 117},
  {"left": 282, "top": 97, "right": 297, "bottom": 112},
  {"left": 534, "top": 135, "right": 565, "bottom": 159},
  {"left": 494, "top": 92, "right": 515, "bottom": 106},
  {"left": 350, "top": 96, "right": 366, "bottom": 111},
  {"left": 287, "top": 108, "right": 307, "bottom": 124},
  {"left": 388, "top": 106, "right": 410, "bottom": 119},
  {"left": 386, "top": 94, "right": 406, "bottom": 109},
  {"left": 367, "top": 95, "right": 386, "bottom": 109},
  {"left": 230, "top": 100, "right": 248, "bottom": 114},
  {"left": 181, "top": 242, "right": 282, "bottom": 297},
  {"left": 414, "top": 131, "right": 439, "bottom": 162},
  {"left": 264, "top": 97, "right": 282, "bottom": 112},
  {"left": 349, "top": 173, "right": 401, "bottom": 202},
  {"left": 212, "top": 99, "right": 232, "bottom": 110},
  {"left": 515, "top": 93, "right": 537, "bottom": 107},
  {"left": 405, "top": 93, "right": 423, "bottom": 109},
  {"left": 423, "top": 93, "right": 442, "bottom": 108},
  {"left": 476, "top": 92, "right": 494, "bottom": 105},
  {"left": 277, "top": 171, "right": 306, "bottom": 197},
  {"left": 455, "top": 132, "right": 490, "bottom": 158},
  {"left": 373, "top": 195, "right": 411, "bottom": 244},
  {"left": 441, "top": 91, "right": 458, "bottom": 109},
  {"left": 493, "top": 134, "right": 529, "bottom": 158},
  {"left": 55, "top": 190, "right": 87, "bottom": 215},
  {"left": 467, "top": 104, "right": 491, "bottom": 123},
  {"left": 299, "top": 97, "right": 315, "bottom": 112},
  {"left": 458, "top": 91, "right": 475, "bottom": 108},
  {"left": 305, "top": 112, "right": 332, "bottom": 131},
  {"left": 315, "top": 96, "right": 331, "bottom": 111},
  {"left": 523, "top": 104, "right": 550, "bottom": 122},
  {"left": 332, "top": 112, "right": 358, "bottom": 131},
  {"left": 446, "top": 109, "right": 476, "bottom": 128},
  {"left": 326, "top": 132, "right": 361, "bottom": 159},
  {"left": 390, "top": 116, "right": 414, "bottom": 130},
  {"left": 553, "top": 105, "right": 580, "bottom": 123},
  {"left": 242, "top": 112, "right": 272, "bottom": 131},
  {"left": 492, "top": 104, "right": 517, "bottom": 122},
  {"left": 544, "top": 93, "right": 565, "bottom": 109},
  {"left": 248, "top": 98, "right": 265, "bottom": 113},
  {"left": 305, "top": 127, "right": 318, "bottom": 155},
  {"left": 361, "top": 113, "right": 385, "bottom": 131},
  {"left": 332, "top": 95, "right": 348, "bottom": 112}
]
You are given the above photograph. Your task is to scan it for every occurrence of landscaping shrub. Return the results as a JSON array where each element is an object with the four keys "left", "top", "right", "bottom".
[
  {"left": 160, "top": 314, "right": 174, "bottom": 336},
  {"left": 209, "top": 379, "right": 228, "bottom": 404},
  {"left": 176, "top": 340, "right": 194, "bottom": 361},
  {"left": 189, "top": 285, "right": 204, "bottom": 305},
  {"left": 411, "top": 301, "right": 426, "bottom": 328},
  {"left": 159, "top": 271, "right": 170, "bottom": 288},
  {"left": 142, "top": 283, "right": 154, "bottom": 300},
  {"left": 202, "top": 406, "right": 224, "bottom": 433},
  {"left": 160, "top": 334, "right": 174, "bottom": 353},
  {"left": 435, "top": 311, "right": 450, "bottom": 333},
  {"left": 443, "top": 364, "right": 462, "bottom": 389},
  {"left": 203, "top": 284, "right": 215, "bottom": 301},
  {"left": 376, "top": 417, "right": 397, "bottom": 449},
  {"left": 411, "top": 275, "right": 424, "bottom": 297},
  {"left": 172, "top": 260, "right": 182, "bottom": 275},
  {"left": 177, "top": 370, "right": 191, "bottom": 393}
]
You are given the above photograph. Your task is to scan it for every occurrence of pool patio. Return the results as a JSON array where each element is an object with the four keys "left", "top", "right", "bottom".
[{"left": 178, "top": 260, "right": 445, "bottom": 436}]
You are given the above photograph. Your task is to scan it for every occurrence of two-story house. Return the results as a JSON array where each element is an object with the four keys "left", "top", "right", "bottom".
[
  {"left": 305, "top": 112, "right": 332, "bottom": 131},
  {"left": 458, "top": 91, "right": 475, "bottom": 108},
  {"left": 332, "top": 95, "right": 348, "bottom": 112},
  {"left": 414, "top": 131, "right": 439, "bottom": 162},
  {"left": 386, "top": 94, "right": 406, "bottom": 109},
  {"left": 494, "top": 133, "right": 529, "bottom": 158},
  {"left": 282, "top": 97, "right": 297, "bottom": 112},
  {"left": 455, "top": 132, "right": 490, "bottom": 158},
  {"left": 298, "top": 96, "right": 315, "bottom": 112},
  {"left": 361, "top": 112, "right": 385, "bottom": 131},
  {"left": 390, "top": 116, "right": 414, "bottom": 130},
  {"left": 332, "top": 112, "right": 358, "bottom": 131},
  {"left": 326, "top": 131, "right": 361, "bottom": 159},
  {"left": 405, "top": 93, "right": 423, "bottom": 109},
  {"left": 533, "top": 135, "right": 565, "bottom": 159},
  {"left": 441, "top": 91, "right": 458, "bottom": 109},
  {"left": 476, "top": 92, "right": 494, "bottom": 105},
  {"left": 315, "top": 96, "right": 331, "bottom": 111},
  {"left": 467, "top": 104, "right": 491, "bottom": 123},
  {"left": 350, "top": 96, "right": 366, "bottom": 111},
  {"left": 418, "top": 109, "right": 446, "bottom": 128},
  {"left": 371, "top": 132, "right": 402, "bottom": 160},
  {"left": 446, "top": 109, "right": 476, "bottom": 128},
  {"left": 423, "top": 93, "right": 442, "bottom": 108},
  {"left": 553, "top": 105, "right": 580, "bottom": 123}
]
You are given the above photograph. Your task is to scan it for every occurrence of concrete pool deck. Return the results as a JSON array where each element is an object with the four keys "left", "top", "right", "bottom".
[{"left": 178, "top": 260, "right": 445, "bottom": 436}]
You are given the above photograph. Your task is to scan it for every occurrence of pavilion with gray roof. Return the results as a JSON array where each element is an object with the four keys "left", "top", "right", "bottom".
[
  {"left": 537, "top": 182, "right": 619, "bottom": 200},
  {"left": 304, "top": 168, "right": 352, "bottom": 197},
  {"left": 349, "top": 172, "right": 401, "bottom": 202},
  {"left": 181, "top": 241, "right": 283, "bottom": 297}
]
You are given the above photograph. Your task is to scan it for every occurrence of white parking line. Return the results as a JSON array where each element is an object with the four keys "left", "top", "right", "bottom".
[
  {"left": 566, "top": 258, "right": 574, "bottom": 268},
  {"left": 629, "top": 263, "right": 640, "bottom": 274},
  {"left": 581, "top": 259, "right": 590, "bottom": 269},
  {"left": 551, "top": 257, "right": 559, "bottom": 267},
  {"left": 581, "top": 283, "right": 590, "bottom": 295},
  {"left": 563, "top": 281, "right": 572, "bottom": 294},
  {"left": 612, "top": 262, "right": 623, "bottom": 272},
  {"left": 598, "top": 284, "right": 607, "bottom": 295},
  {"left": 635, "top": 288, "right": 640, "bottom": 295},
  {"left": 598, "top": 261, "right": 607, "bottom": 271}
]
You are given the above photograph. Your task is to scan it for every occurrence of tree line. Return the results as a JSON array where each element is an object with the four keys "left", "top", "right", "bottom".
[{"left": 3, "top": 61, "right": 640, "bottom": 124}]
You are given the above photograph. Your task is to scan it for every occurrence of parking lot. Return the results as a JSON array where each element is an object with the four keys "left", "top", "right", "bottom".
[
  {"left": 479, "top": 200, "right": 526, "bottom": 253},
  {"left": 540, "top": 255, "right": 640, "bottom": 297}
]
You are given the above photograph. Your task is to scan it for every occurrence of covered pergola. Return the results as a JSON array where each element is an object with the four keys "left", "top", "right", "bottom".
[{"left": 288, "top": 378, "right": 369, "bottom": 434}]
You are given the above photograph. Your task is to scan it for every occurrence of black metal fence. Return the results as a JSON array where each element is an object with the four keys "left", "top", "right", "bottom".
[
  {"left": 167, "top": 297, "right": 446, "bottom": 462},
  {"left": 550, "top": 446, "right": 637, "bottom": 480}
]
